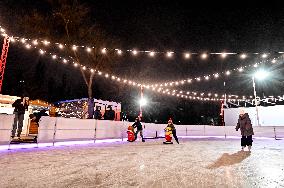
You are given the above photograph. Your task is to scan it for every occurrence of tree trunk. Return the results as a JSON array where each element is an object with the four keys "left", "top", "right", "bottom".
[{"left": 87, "top": 73, "right": 95, "bottom": 118}]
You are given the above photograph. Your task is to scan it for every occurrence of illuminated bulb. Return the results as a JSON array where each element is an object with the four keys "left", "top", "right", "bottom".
[
  {"left": 63, "top": 59, "right": 67, "bottom": 63},
  {"left": 43, "top": 40, "right": 49, "bottom": 45},
  {"left": 175, "top": 82, "right": 179, "bottom": 85},
  {"left": 186, "top": 92, "right": 190, "bottom": 94},
  {"left": 25, "top": 44, "right": 31, "bottom": 49},
  {"left": 117, "top": 78, "right": 121, "bottom": 81},
  {"left": 240, "top": 54, "right": 247, "bottom": 59},
  {"left": 208, "top": 93, "right": 212, "bottom": 96},
  {"left": 205, "top": 76, "right": 209, "bottom": 80},
  {"left": 132, "top": 50, "right": 138, "bottom": 55},
  {"left": 74, "top": 63, "right": 78, "bottom": 67},
  {"left": 201, "top": 53, "right": 207, "bottom": 59},
  {"left": 221, "top": 53, "right": 227, "bottom": 58},
  {"left": 111, "top": 76, "right": 115, "bottom": 79},
  {"left": 225, "top": 71, "right": 231, "bottom": 75},
  {"left": 39, "top": 49, "right": 44, "bottom": 54},
  {"left": 215, "top": 94, "right": 218, "bottom": 97},
  {"left": 59, "top": 44, "right": 64, "bottom": 49},
  {"left": 170, "top": 83, "right": 173, "bottom": 86},
  {"left": 105, "top": 74, "right": 109, "bottom": 78},
  {"left": 128, "top": 81, "right": 132, "bottom": 84},
  {"left": 90, "top": 69, "right": 94, "bottom": 73},
  {"left": 82, "top": 66, "right": 86, "bottom": 70},
  {"left": 117, "top": 50, "right": 122, "bottom": 55},
  {"left": 254, "top": 63, "right": 258, "bottom": 68},
  {"left": 149, "top": 51, "right": 155, "bottom": 57},
  {"left": 196, "top": 77, "right": 201, "bottom": 81},
  {"left": 262, "top": 53, "right": 268, "bottom": 58},
  {"left": 33, "top": 40, "right": 38, "bottom": 45},
  {"left": 123, "top": 80, "right": 127, "bottom": 83},
  {"left": 86, "top": 47, "right": 92, "bottom": 52},
  {"left": 0, "top": 28, "right": 5, "bottom": 32},
  {"left": 21, "top": 38, "right": 26, "bottom": 43},
  {"left": 214, "top": 73, "right": 219, "bottom": 78},
  {"left": 180, "top": 91, "right": 183, "bottom": 94},
  {"left": 181, "top": 81, "right": 185, "bottom": 84},
  {"left": 187, "top": 79, "right": 192, "bottom": 83},
  {"left": 101, "top": 48, "right": 107, "bottom": 54},
  {"left": 185, "top": 53, "right": 190, "bottom": 59},
  {"left": 72, "top": 46, "right": 77, "bottom": 51},
  {"left": 238, "top": 67, "right": 244, "bottom": 72},
  {"left": 10, "top": 37, "right": 15, "bottom": 42},
  {"left": 52, "top": 55, "right": 57, "bottom": 59},
  {"left": 167, "top": 52, "right": 173, "bottom": 57},
  {"left": 272, "top": 59, "right": 276, "bottom": 63},
  {"left": 98, "top": 72, "right": 102, "bottom": 75}
]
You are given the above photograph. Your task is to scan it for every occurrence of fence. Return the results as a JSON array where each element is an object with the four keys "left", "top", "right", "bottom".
[{"left": 1, "top": 115, "right": 284, "bottom": 150}]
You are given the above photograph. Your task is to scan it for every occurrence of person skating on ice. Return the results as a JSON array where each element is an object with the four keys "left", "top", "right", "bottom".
[
  {"left": 132, "top": 116, "right": 145, "bottom": 142},
  {"left": 236, "top": 109, "right": 254, "bottom": 151},
  {"left": 167, "top": 118, "right": 179, "bottom": 144}
]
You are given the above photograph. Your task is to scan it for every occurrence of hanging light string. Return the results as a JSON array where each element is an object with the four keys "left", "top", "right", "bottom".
[
  {"left": 1, "top": 25, "right": 284, "bottom": 60},
  {"left": 5, "top": 37, "right": 284, "bottom": 102},
  {"left": 1, "top": 25, "right": 282, "bottom": 88},
  {"left": 147, "top": 56, "right": 283, "bottom": 87},
  {"left": 1, "top": 26, "right": 283, "bottom": 102},
  {"left": 6, "top": 36, "right": 283, "bottom": 102}
]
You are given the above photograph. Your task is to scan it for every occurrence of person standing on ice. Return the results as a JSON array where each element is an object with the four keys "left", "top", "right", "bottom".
[
  {"left": 235, "top": 109, "right": 254, "bottom": 151},
  {"left": 167, "top": 119, "right": 179, "bottom": 144},
  {"left": 132, "top": 117, "right": 145, "bottom": 142}
]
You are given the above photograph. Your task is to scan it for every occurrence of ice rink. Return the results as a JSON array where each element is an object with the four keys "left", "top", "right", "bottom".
[{"left": 0, "top": 138, "right": 284, "bottom": 188}]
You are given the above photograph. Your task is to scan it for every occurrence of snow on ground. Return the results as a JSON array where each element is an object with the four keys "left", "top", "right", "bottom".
[{"left": 0, "top": 138, "right": 284, "bottom": 188}]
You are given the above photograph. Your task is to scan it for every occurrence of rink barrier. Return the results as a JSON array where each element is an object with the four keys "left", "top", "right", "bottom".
[{"left": 0, "top": 115, "right": 284, "bottom": 150}]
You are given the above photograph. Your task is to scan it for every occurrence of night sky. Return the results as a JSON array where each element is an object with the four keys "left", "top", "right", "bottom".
[{"left": 0, "top": 1, "right": 284, "bottom": 123}]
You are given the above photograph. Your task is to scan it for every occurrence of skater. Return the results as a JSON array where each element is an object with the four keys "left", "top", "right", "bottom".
[
  {"left": 132, "top": 117, "right": 145, "bottom": 142},
  {"left": 236, "top": 109, "right": 254, "bottom": 151},
  {"left": 167, "top": 119, "right": 179, "bottom": 144}
]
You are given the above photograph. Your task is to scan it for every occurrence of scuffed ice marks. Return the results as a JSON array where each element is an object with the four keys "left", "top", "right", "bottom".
[{"left": 0, "top": 138, "right": 283, "bottom": 187}]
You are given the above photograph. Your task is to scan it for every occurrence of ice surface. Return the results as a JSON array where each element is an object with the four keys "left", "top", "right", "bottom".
[{"left": 0, "top": 138, "right": 284, "bottom": 188}]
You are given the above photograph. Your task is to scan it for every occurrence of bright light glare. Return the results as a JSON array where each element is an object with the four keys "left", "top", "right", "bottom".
[
  {"left": 139, "top": 98, "right": 147, "bottom": 106},
  {"left": 254, "top": 70, "right": 269, "bottom": 80}
]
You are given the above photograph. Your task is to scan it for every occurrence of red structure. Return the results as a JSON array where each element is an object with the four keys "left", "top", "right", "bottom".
[{"left": 0, "top": 36, "right": 10, "bottom": 93}]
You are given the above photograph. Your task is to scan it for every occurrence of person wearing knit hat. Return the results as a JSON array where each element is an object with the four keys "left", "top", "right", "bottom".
[
  {"left": 167, "top": 118, "right": 179, "bottom": 144},
  {"left": 236, "top": 108, "right": 254, "bottom": 151}
]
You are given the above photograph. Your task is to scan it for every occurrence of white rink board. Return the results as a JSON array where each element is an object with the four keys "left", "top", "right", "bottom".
[
  {"left": 1, "top": 115, "right": 284, "bottom": 145},
  {"left": 224, "top": 106, "right": 284, "bottom": 127}
]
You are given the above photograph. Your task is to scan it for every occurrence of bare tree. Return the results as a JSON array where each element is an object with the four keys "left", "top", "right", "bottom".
[{"left": 1, "top": 0, "right": 118, "bottom": 118}]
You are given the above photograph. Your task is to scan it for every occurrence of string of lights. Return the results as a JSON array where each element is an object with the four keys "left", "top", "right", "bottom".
[
  {"left": 1, "top": 25, "right": 283, "bottom": 102},
  {"left": 1, "top": 25, "right": 284, "bottom": 61},
  {"left": 5, "top": 35, "right": 284, "bottom": 102}
]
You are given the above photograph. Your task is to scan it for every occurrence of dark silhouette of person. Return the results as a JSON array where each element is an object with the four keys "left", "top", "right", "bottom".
[
  {"left": 94, "top": 106, "right": 102, "bottom": 120},
  {"left": 132, "top": 117, "right": 145, "bottom": 142},
  {"left": 11, "top": 97, "right": 29, "bottom": 138},
  {"left": 108, "top": 106, "right": 115, "bottom": 120}
]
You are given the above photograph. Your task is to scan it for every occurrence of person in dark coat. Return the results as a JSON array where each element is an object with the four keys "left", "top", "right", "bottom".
[
  {"left": 11, "top": 97, "right": 29, "bottom": 138},
  {"left": 236, "top": 109, "right": 254, "bottom": 151},
  {"left": 167, "top": 119, "right": 179, "bottom": 144},
  {"left": 132, "top": 117, "right": 145, "bottom": 142}
]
